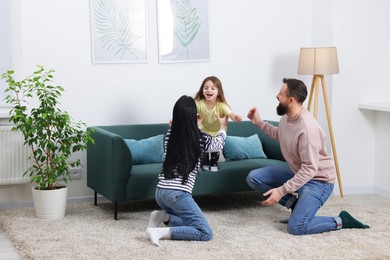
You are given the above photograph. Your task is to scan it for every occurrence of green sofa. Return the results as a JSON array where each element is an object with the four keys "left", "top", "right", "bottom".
[{"left": 87, "top": 121, "right": 286, "bottom": 219}]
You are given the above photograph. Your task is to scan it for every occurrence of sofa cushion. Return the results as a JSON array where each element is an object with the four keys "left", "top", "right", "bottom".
[
  {"left": 223, "top": 134, "right": 267, "bottom": 161},
  {"left": 124, "top": 134, "right": 164, "bottom": 164}
]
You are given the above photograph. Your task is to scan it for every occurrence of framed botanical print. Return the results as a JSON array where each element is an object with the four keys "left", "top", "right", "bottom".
[
  {"left": 90, "top": 0, "right": 148, "bottom": 63},
  {"left": 157, "top": 0, "right": 210, "bottom": 63}
]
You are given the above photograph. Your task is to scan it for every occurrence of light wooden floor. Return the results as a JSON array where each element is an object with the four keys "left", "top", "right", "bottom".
[{"left": 1, "top": 194, "right": 389, "bottom": 259}]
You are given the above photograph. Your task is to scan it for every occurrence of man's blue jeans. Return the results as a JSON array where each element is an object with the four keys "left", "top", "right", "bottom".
[
  {"left": 155, "top": 187, "right": 213, "bottom": 241},
  {"left": 247, "top": 164, "right": 339, "bottom": 235}
]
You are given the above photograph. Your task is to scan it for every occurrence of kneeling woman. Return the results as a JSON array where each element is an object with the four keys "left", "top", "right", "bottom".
[{"left": 146, "top": 95, "right": 228, "bottom": 246}]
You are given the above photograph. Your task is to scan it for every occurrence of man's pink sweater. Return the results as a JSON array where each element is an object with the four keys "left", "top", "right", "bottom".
[{"left": 258, "top": 108, "right": 336, "bottom": 196}]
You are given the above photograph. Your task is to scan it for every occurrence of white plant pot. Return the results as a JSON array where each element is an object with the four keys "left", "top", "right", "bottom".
[{"left": 32, "top": 186, "right": 68, "bottom": 219}]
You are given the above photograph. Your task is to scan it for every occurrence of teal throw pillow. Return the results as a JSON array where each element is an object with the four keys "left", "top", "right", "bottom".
[
  {"left": 124, "top": 134, "right": 164, "bottom": 165},
  {"left": 223, "top": 134, "right": 267, "bottom": 161}
]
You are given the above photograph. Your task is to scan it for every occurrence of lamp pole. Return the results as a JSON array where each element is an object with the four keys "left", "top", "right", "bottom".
[{"left": 307, "top": 74, "right": 344, "bottom": 198}]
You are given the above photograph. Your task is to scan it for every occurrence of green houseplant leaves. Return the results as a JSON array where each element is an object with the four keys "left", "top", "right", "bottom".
[{"left": 1, "top": 66, "right": 94, "bottom": 190}]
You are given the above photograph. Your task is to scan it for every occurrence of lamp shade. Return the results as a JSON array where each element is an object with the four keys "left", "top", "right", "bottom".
[{"left": 297, "top": 47, "right": 339, "bottom": 75}]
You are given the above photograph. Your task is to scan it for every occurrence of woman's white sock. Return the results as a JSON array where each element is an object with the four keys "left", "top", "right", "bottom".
[
  {"left": 147, "top": 210, "right": 169, "bottom": 227},
  {"left": 146, "top": 227, "right": 171, "bottom": 246}
]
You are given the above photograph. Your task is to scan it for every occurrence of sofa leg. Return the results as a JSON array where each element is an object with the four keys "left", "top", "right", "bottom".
[
  {"left": 114, "top": 202, "right": 118, "bottom": 220},
  {"left": 94, "top": 191, "right": 97, "bottom": 206}
]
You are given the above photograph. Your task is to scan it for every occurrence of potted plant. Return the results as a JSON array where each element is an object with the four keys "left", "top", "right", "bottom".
[{"left": 1, "top": 65, "right": 94, "bottom": 219}]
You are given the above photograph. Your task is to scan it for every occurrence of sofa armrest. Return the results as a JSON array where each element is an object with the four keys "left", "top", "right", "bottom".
[{"left": 87, "top": 126, "right": 132, "bottom": 202}]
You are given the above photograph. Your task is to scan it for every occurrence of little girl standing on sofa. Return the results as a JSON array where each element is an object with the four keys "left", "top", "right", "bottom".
[
  {"left": 194, "top": 76, "right": 242, "bottom": 171},
  {"left": 146, "top": 95, "right": 228, "bottom": 246}
]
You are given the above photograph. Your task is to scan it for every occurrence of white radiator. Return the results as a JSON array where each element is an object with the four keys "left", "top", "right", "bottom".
[{"left": 0, "top": 125, "right": 32, "bottom": 185}]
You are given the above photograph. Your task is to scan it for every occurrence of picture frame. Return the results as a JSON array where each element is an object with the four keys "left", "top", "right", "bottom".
[
  {"left": 90, "top": 0, "right": 148, "bottom": 64},
  {"left": 157, "top": 0, "right": 210, "bottom": 63}
]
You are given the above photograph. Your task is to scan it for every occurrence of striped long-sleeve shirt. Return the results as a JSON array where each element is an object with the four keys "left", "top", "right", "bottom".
[{"left": 157, "top": 128, "right": 226, "bottom": 194}]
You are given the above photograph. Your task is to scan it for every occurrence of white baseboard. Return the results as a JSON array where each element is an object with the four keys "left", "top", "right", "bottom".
[
  {"left": 0, "top": 194, "right": 109, "bottom": 209},
  {"left": 0, "top": 201, "right": 34, "bottom": 209},
  {"left": 333, "top": 186, "right": 376, "bottom": 196},
  {"left": 67, "top": 195, "right": 109, "bottom": 204},
  {"left": 373, "top": 187, "right": 390, "bottom": 198},
  {"left": 332, "top": 186, "right": 390, "bottom": 198}
]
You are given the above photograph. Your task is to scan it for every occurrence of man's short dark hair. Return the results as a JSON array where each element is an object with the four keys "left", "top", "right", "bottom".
[{"left": 283, "top": 78, "right": 307, "bottom": 104}]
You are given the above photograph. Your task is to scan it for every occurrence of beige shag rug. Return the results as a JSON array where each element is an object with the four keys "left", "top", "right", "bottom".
[{"left": 0, "top": 192, "right": 388, "bottom": 260}]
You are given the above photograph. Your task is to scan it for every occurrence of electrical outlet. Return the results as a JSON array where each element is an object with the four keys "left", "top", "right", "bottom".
[{"left": 69, "top": 167, "right": 82, "bottom": 179}]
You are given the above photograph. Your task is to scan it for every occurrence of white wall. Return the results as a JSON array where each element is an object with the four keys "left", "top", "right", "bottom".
[
  {"left": 1, "top": 0, "right": 390, "bottom": 207},
  {"left": 374, "top": 113, "right": 390, "bottom": 196},
  {"left": 0, "top": 0, "right": 10, "bottom": 84},
  {"left": 333, "top": 0, "right": 390, "bottom": 196}
]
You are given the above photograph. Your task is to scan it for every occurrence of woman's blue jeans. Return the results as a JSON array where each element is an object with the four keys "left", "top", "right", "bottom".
[
  {"left": 155, "top": 187, "right": 213, "bottom": 241},
  {"left": 246, "top": 164, "right": 338, "bottom": 235}
]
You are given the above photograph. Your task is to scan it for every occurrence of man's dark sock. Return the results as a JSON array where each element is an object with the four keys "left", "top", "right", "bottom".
[
  {"left": 339, "top": 211, "right": 370, "bottom": 229},
  {"left": 290, "top": 199, "right": 297, "bottom": 211},
  {"left": 286, "top": 195, "right": 297, "bottom": 211},
  {"left": 280, "top": 196, "right": 298, "bottom": 224},
  {"left": 259, "top": 194, "right": 270, "bottom": 201}
]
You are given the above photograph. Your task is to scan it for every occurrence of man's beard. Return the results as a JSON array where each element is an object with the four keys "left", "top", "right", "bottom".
[{"left": 276, "top": 103, "right": 288, "bottom": 116}]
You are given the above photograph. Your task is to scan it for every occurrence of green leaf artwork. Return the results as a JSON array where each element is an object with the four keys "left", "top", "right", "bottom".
[
  {"left": 93, "top": 0, "right": 142, "bottom": 59},
  {"left": 174, "top": 0, "right": 202, "bottom": 58}
]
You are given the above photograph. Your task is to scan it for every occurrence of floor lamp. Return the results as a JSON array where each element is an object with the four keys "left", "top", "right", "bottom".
[{"left": 297, "top": 47, "right": 344, "bottom": 198}]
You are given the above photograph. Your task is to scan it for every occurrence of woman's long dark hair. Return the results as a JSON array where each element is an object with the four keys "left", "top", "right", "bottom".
[{"left": 163, "top": 95, "right": 201, "bottom": 183}]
